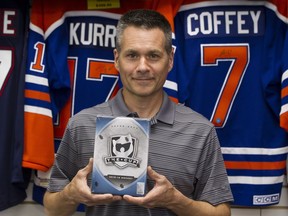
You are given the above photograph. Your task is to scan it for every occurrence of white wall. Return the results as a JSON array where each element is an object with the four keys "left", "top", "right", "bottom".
[
  {"left": 0, "top": 180, "right": 83, "bottom": 216},
  {"left": 0, "top": 177, "right": 287, "bottom": 215}
]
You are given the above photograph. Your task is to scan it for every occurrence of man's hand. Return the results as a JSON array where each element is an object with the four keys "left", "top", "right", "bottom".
[
  {"left": 44, "top": 158, "right": 122, "bottom": 216},
  {"left": 122, "top": 166, "right": 231, "bottom": 216},
  {"left": 64, "top": 158, "right": 123, "bottom": 206},
  {"left": 123, "top": 166, "right": 176, "bottom": 208}
]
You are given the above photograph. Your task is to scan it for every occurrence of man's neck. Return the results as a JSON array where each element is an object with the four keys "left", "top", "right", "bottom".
[{"left": 122, "top": 89, "right": 163, "bottom": 119}]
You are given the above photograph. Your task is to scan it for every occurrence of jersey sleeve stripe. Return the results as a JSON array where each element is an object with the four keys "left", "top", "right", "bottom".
[
  {"left": 221, "top": 146, "right": 288, "bottom": 155},
  {"left": 223, "top": 154, "right": 286, "bottom": 162},
  {"left": 24, "top": 105, "right": 52, "bottom": 117},
  {"left": 30, "top": 23, "right": 44, "bottom": 36},
  {"left": 25, "top": 98, "right": 51, "bottom": 110},
  {"left": 280, "top": 105, "right": 288, "bottom": 131},
  {"left": 45, "top": 11, "right": 121, "bottom": 39},
  {"left": 281, "top": 97, "right": 288, "bottom": 109},
  {"left": 281, "top": 68, "right": 288, "bottom": 130},
  {"left": 25, "top": 74, "right": 49, "bottom": 86},
  {"left": 281, "top": 86, "right": 288, "bottom": 98},
  {"left": 25, "top": 89, "right": 51, "bottom": 102},
  {"left": 227, "top": 169, "right": 284, "bottom": 176},
  {"left": 280, "top": 104, "right": 288, "bottom": 115},
  {"left": 228, "top": 175, "right": 284, "bottom": 185},
  {"left": 25, "top": 83, "right": 49, "bottom": 94},
  {"left": 281, "top": 69, "right": 288, "bottom": 82},
  {"left": 224, "top": 160, "right": 286, "bottom": 170},
  {"left": 164, "top": 80, "right": 178, "bottom": 91},
  {"left": 179, "top": 1, "right": 287, "bottom": 23}
]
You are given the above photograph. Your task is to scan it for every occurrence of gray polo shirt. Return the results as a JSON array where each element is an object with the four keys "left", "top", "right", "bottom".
[{"left": 48, "top": 89, "right": 233, "bottom": 216}]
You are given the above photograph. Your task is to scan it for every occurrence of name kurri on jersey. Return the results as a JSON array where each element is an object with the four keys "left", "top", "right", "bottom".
[{"left": 69, "top": 21, "right": 117, "bottom": 48}]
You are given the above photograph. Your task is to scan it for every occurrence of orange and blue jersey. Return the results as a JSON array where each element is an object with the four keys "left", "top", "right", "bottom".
[
  {"left": 174, "top": 0, "right": 288, "bottom": 206},
  {"left": 24, "top": 0, "right": 182, "bottom": 210}
]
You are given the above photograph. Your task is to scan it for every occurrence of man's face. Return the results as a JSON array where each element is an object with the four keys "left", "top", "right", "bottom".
[{"left": 114, "top": 26, "right": 174, "bottom": 98}]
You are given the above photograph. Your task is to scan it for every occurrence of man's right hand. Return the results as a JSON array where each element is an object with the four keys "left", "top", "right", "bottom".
[
  {"left": 44, "top": 158, "right": 122, "bottom": 216},
  {"left": 64, "top": 158, "right": 123, "bottom": 206}
]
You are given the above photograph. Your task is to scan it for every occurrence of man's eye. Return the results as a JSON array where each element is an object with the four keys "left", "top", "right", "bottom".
[
  {"left": 127, "top": 53, "right": 137, "bottom": 59},
  {"left": 149, "top": 54, "right": 160, "bottom": 60}
]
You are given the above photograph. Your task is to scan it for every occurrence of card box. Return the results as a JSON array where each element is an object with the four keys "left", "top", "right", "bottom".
[{"left": 91, "top": 115, "right": 150, "bottom": 196}]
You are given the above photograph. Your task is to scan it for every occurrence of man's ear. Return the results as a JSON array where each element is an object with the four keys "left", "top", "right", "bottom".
[
  {"left": 168, "top": 49, "right": 174, "bottom": 72},
  {"left": 114, "top": 48, "right": 119, "bottom": 70}
]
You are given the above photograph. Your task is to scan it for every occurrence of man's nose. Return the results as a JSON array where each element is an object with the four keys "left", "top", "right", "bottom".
[{"left": 136, "top": 57, "right": 149, "bottom": 72}]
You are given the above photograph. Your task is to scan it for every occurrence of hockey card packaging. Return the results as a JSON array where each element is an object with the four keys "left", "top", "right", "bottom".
[{"left": 91, "top": 116, "right": 150, "bottom": 196}]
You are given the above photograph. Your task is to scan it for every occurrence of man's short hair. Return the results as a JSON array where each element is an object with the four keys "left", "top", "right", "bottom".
[{"left": 116, "top": 9, "right": 173, "bottom": 54}]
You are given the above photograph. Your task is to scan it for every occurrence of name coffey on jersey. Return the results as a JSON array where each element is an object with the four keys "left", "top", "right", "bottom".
[
  {"left": 69, "top": 22, "right": 116, "bottom": 47},
  {"left": 184, "top": 8, "right": 264, "bottom": 37}
]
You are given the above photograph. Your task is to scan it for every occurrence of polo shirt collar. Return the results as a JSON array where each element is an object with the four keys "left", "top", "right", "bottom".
[{"left": 109, "top": 89, "right": 175, "bottom": 125}]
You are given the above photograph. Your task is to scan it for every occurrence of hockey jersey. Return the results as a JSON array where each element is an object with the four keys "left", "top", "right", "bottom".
[
  {"left": 174, "top": 0, "right": 288, "bottom": 206},
  {"left": 24, "top": 0, "right": 182, "bottom": 209},
  {"left": 23, "top": 0, "right": 182, "bottom": 172},
  {"left": 0, "top": 0, "right": 30, "bottom": 210}
]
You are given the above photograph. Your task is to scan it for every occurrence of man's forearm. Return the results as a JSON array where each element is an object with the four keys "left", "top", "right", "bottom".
[
  {"left": 168, "top": 188, "right": 231, "bottom": 216},
  {"left": 43, "top": 187, "right": 79, "bottom": 216}
]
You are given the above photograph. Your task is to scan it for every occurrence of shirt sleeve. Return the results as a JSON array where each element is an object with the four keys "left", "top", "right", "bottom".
[
  {"left": 194, "top": 127, "right": 234, "bottom": 205},
  {"left": 47, "top": 121, "right": 78, "bottom": 192}
]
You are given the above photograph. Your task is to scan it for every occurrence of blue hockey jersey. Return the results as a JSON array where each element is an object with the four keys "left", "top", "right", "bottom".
[
  {"left": 0, "top": 0, "right": 30, "bottom": 210},
  {"left": 174, "top": 0, "right": 288, "bottom": 206}
]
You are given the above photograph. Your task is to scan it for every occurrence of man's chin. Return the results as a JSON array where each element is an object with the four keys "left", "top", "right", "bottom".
[{"left": 124, "top": 86, "right": 160, "bottom": 98}]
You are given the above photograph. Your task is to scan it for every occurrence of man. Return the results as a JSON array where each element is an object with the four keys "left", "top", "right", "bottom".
[{"left": 44, "top": 9, "right": 233, "bottom": 215}]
